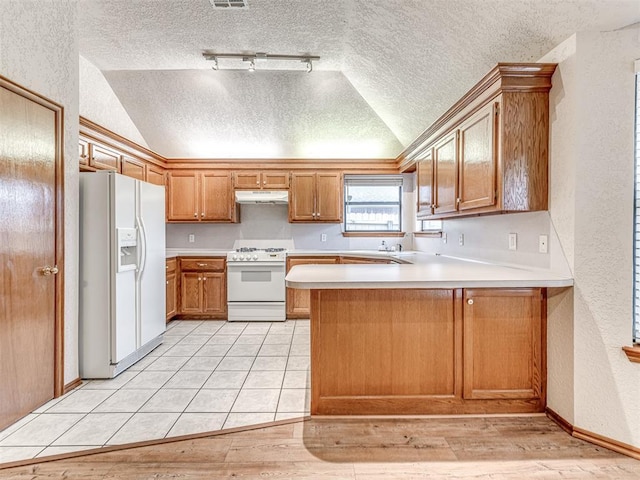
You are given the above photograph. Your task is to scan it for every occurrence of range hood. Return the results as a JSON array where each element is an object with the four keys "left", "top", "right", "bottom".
[{"left": 235, "top": 190, "right": 289, "bottom": 204}]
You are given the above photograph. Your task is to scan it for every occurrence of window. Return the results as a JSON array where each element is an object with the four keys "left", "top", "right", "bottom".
[
  {"left": 344, "top": 175, "right": 403, "bottom": 232},
  {"left": 634, "top": 70, "right": 640, "bottom": 343},
  {"left": 419, "top": 220, "right": 443, "bottom": 232}
]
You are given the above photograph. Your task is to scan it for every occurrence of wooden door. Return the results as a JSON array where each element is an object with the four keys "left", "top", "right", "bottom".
[
  {"left": 202, "top": 272, "right": 226, "bottom": 315},
  {"left": 121, "top": 155, "right": 146, "bottom": 181},
  {"left": 180, "top": 273, "right": 203, "bottom": 313},
  {"left": 458, "top": 102, "right": 497, "bottom": 211},
  {"left": 262, "top": 171, "right": 290, "bottom": 189},
  {"left": 146, "top": 165, "right": 165, "bottom": 186},
  {"left": 201, "top": 171, "right": 233, "bottom": 221},
  {"left": 0, "top": 78, "right": 63, "bottom": 430},
  {"left": 286, "top": 257, "right": 339, "bottom": 318},
  {"left": 463, "top": 288, "right": 544, "bottom": 403},
  {"left": 167, "top": 171, "right": 199, "bottom": 221},
  {"left": 90, "top": 143, "right": 120, "bottom": 171},
  {"left": 416, "top": 148, "right": 434, "bottom": 218},
  {"left": 233, "top": 171, "right": 261, "bottom": 189},
  {"left": 166, "top": 272, "right": 177, "bottom": 321},
  {"left": 433, "top": 131, "right": 458, "bottom": 215},
  {"left": 289, "top": 173, "right": 316, "bottom": 221},
  {"left": 316, "top": 172, "right": 343, "bottom": 222}
]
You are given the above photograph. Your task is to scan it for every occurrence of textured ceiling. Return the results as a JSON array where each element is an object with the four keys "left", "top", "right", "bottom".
[{"left": 78, "top": 0, "right": 640, "bottom": 159}]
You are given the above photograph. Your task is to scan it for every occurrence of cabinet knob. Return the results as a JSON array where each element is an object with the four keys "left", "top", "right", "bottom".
[
  {"left": 201, "top": 212, "right": 205, "bottom": 217},
  {"left": 166, "top": 281, "right": 169, "bottom": 285},
  {"left": 263, "top": 180, "right": 266, "bottom": 184},
  {"left": 256, "top": 181, "right": 259, "bottom": 185},
  {"left": 40, "top": 265, "right": 59, "bottom": 276},
  {"left": 317, "top": 212, "right": 320, "bottom": 217},
  {"left": 193, "top": 213, "right": 197, "bottom": 217},
  {"left": 197, "top": 263, "right": 208, "bottom": 267},
  {"left": 467, "top": 299, "right": 474, "bottom": 305}
]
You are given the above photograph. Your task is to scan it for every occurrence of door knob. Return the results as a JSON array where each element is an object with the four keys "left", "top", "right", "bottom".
[
  {"left": 41, "top": 265, "right": 59, "bottom": 276},
  {"left": 467, "top": 299, "right": 474, "bottom": 305}
]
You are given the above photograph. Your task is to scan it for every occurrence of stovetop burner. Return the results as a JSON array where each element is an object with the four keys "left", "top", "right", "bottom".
[
  {"left": 235, "top": 247, "right": 287, "bottom": 253},
  {"left": 236, "top": 247, "right": 258, "bottom": 252},
  {"left": 264, "top": 248, "right": 286, "bottom": 252}
]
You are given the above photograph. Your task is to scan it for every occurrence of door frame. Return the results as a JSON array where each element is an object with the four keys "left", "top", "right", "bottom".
[{"left": 1, "top": 75, "right": 65, "bottom": 398}]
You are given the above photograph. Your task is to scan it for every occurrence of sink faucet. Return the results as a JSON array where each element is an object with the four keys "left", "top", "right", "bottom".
[
  {"left": 378, "top": 240, "right": 390, "bottom": 251},
  {"left": 396, "top": 243, "right": 403, "bottom": 252}
]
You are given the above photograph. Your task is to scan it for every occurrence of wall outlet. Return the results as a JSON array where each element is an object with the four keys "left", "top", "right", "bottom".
[
  {"left": 321, "top": 233, "right": 327, "bottom": 242},
  {"left": 442, "top": 232, "right": 447, "bottom": 244},
  {"left": 188, "top": 233, "right": 195, "bottom": 243},
  {"left": 458, "top": 234, "right": 464, "bottom": 246},
  {"left": 508, "top": 233, "right": 517, "bottom": 251},
  {"left": 539, "top": 234, "right": 548, "bottom": 253}
]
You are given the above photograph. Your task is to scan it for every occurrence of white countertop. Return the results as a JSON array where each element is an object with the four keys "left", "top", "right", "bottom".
[
  {"left": 285, "top": 253, "right": 573, "bottom": 289},
  {"left": 166, "top": 248, "right": 229, "bottom": 258}
]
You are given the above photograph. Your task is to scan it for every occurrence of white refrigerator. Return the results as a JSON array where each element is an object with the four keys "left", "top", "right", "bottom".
[{"left": 79, "top": 171, "right": 166, "bottom": 378}]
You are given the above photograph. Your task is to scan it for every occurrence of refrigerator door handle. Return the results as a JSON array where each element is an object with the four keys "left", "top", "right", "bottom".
[{"left": 138, "top": 215, "right": 148, "bottom": 276}]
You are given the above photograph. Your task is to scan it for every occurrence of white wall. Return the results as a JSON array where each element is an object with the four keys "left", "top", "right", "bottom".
[
  {"left": 0, "top": 0, "right": 79, "bottom": 384},
  {"left": 79, "top": 55, "right": 148, "bottom": 147}
]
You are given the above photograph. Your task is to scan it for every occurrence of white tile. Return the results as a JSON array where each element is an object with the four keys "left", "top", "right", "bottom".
[
  {"left": 186, "top": 390, "right": 239, "bottom": 413},
  {"left": 203, "top": 370, "right": 248, "bottom": 389},
  {"left": 231, "top": 389, "right": 280, "bottom": 413},
  {"left": 0, "top": 414, "right": 84, "bottom": 446},
  {"left": 0, "top": 446, "right": 44, "bottom": 463},
  {"left": 191, "top": 321, "right": 225, "bottom": 335},
  {"left": 263, "top": 334, "right": 293, "bottom": 345},
  {"left": 93, "top": 389, "right": 157, "bottom": 413},
  {"left": 164, "top": 370, "right": 212, "bottom": 389},
  {"left": 234, "top": 334, "right": 266, "bottom": 345},
  {"left": 251, "top": 356, "right": 287, "bottom": 371},
  {"left": 291, "top": 333, "right": 310, "bottom": 345},
  {"left": 195, "top": 344, "right": 231, "bottom": 357},
  {"left": 106, "top": 412, "right": 180, "bottom": 445},
  {"left": 178, "top": 334, "right": 211, "bottom": 346},
  {"left": 207, "top": 334, "right": 239, "bottom": 345},
  {"left": 217, "top": 323, "right": 247, "bottom": 334},
  {"left": 167, "top": 413, "right": 227, "bottom": 437},
  {"left": 268, "top": 323, "right": 295, "bottom": 334},
  {"left": 258, "top": 343, "right": 290, "bottom": 356},
  {"left": 293, "top": 326, "right": 310, "bottom": 334},
  {"left": 146, "top": 356, "right": 189, "bottom": 371},
  {"left": 275, "top": 412, "right": 305, "bottom": 421},
  {"left": 139, "top": 389, "right": 198, "bottom": 413},
  {"left": 127, "top": 354, "right": 159, "bottom": 371},
  {"left": 242, "top": 324, "right": 271, "bottom": 334},
  {"left": 288, "top": 343, "right": 309, "bottom": 356},
  {"left": 46, "top": 390, "right": 115, "bottom": 413},
  {"left": 182, "top": 356, "right": 222, "bottom": 371},
  {"left": 121, "top": 371, "right": 174, "bottom": 389},
  {"left": 37, "top": 445, "right": 101, "bottom": 458},
  {"left": 277, "top": 389, "right": 309, "bottom": 413},
  {"left": 216, "top": 356, "right": 254, "bottom": 371},
  {"left": 227, "top": 343, "right": 261, "bottom": 356},
  {"left": 243, "top": 370, "right": 284, "bottom": 389},
  {"left": 163, "top": 343, "right": 203, "bottom": 356},
  {"left": 52, "top": 413, "right": 132, "bottom": 446},
  {"left": 282, "top": 370, "right": 310, "bottom": 389},
  {"left": 147, "top": 342, "right": 173, "bottom": 356},
  {"left": 286, "top": 356, "right": 310, "bottom": 371},
  {"left": 80, "top": 371, "right": 139, "bottom": 391},
  {"left": 223, "top": 413, "right": 274, "bottom": 429},
  {"left": 0, "top": 414, "right": 38, "bottom": 441},
  {"left": 161, "top": 335, "right": 182, "bottom": 345}
]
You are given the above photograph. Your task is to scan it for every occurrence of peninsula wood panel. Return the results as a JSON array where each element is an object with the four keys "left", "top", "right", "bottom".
[
  {"left": 310, "top": 289, "right": 463, "bottom": 415},
  {"left": 416, "top": 148, "right": 434, "bottom": 218},
  {"left": 339, "top": 256, "right": 392, "bottom": 264},
  {"left": 463, "top": 288, "right": 545, "bottom": 406},
  {"left": 286, "top": 257, "right": 339, "bottom": 318},
  {"left": 433, "top": 131, "right": 458, "bottom": 215}
]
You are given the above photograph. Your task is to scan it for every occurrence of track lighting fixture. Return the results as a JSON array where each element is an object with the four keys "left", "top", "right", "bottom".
[{"left": 203, "top": 52, "right": 319, "bottom": 72}]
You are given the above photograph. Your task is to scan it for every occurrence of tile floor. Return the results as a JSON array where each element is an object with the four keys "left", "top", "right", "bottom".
[{"left": 0, "top": 319, "right": 310, "bottom": 464}]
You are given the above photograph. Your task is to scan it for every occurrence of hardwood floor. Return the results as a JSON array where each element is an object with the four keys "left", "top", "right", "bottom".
[{"left": 1, "top": 415, "right": 640, "bottom": 479}]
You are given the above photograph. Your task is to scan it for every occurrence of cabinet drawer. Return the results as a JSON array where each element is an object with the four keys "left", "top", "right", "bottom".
[
  {"left": 166, "top": 258, "right": 177, "bottom": 273},
  {"left": 179, "top": 257, "right": 225, "bottom": 272}
]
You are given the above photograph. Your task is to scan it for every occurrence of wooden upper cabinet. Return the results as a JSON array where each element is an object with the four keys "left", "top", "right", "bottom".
[
  {"left": 146, "top": 165, "right": 165, "bottom": 186},
  {"left": 458, "top": 102, "right": 497, "bottom": 211},
  {"left": 167, "top": 171, "right": 236, "bottom": 223},
  {"left": 234, "top": 171, "right": 290, "bottom": 190},
  {"left": 433, "top": 131, "right": 458, "bottom": 215},
  {"left": 416, "top": 148, "right": 434, "bottom": 218},
  {"left": 290, "top": 172, "right": 342, "bottom": 223},
  {"left": 121, "top": 155, "right": 146, "bottom": 181},
  {"left": 90, "top": 144, "right": 121, "bottom": 171},
  {"left": 79, "top": 138, "right": 90, "bottom": 166}
]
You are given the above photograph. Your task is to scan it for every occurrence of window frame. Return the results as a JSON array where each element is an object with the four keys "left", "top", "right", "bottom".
[{"left": 343, "top": 175, "right": 403, "bottom": 234}]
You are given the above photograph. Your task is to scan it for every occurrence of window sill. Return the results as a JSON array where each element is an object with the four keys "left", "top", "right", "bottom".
[
  {"left": 342, "top": 232, "right": 406, "bottom": 238},
  {"left": 622, "top": 346, "right": 640, "bottom": 363},
  {"left": 413, "top": 231, "right": 443, "bottom": 238}
]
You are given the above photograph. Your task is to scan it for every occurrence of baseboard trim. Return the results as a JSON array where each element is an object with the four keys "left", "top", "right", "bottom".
[
  {"left": 546, "top": 407, "right": 640, "bottom": 460},
  {"left": 62, "top": 377, "right": 82, "bottom": 395}
]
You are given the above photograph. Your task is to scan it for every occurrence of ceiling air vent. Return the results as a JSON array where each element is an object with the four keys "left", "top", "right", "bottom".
[{"left": 209, "top": 0, "right": 248, "bottom": 8}]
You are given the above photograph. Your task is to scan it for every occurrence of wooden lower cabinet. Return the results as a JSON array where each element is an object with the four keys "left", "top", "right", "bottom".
[
  {"left": 176, "top": 257, "right": 227, "bottom": 319},
  {"left": 310, "top": 287, "right": 546, "bottom": 415},
  {"left": 286, "top": 256, "right": 339, "bottom": 318},
  {"left": 165, "top": 258, "right": 177, "bottom": 322}
]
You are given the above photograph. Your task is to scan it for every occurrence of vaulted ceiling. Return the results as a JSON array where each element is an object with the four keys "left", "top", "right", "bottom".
[{"left": 78, "top": 0, "right": 640, "bottom": 159}]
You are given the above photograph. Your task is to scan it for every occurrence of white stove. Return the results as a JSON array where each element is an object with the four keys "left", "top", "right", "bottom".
[{"left": 226, "top": 240, "right": 293, "bottom": 322}]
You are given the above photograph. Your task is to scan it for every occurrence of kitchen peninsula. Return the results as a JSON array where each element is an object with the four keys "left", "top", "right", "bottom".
[{"left": 285, "top": 254, "right": 572, "bottom": 416}]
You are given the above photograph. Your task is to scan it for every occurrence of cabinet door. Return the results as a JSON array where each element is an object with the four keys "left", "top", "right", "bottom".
[
  {"left": 146, "top": 165, "right": 165, "bottom": 186},
  {"left": 339, "top": 257, "right": 392, "bottom": 264},
  {"left": 262, "top": 171, "right": 290, "bottom": 189},
  {"left": 286, "top": 257, "right": 339, "bottom": 318},
  {"left": 79, "top": 139, "right": 90, "bottom": 166},
  {"left": 166, "top": 272, "right": 177, "bottom": 321},
  {"left": 90, "top": 143, "right": 120, "bottom": 171},
  {"left": 289, "top": 173, "right": 316, "bottom": 222},
  {"left": 167, "top": 172, "right": 199, "bottom": 221},
  {"left": 416, "top": 148, "right": 434, "bottom": 218},
  {"left": 180, "top": 273, "right": 203, "bottom": 314},
  {"left": 458, "top": 102, "right": 497, "bottom": 211},
  {"left": 433, "top": 131, "right": 458, "bottom": 215},
  {"left": 463, "top": 288, "right": 544, "bottom": 401},
  {"left": 233, "top": 172, "right": 261, "bottom": 189},
  {"left": 201, "top": 171, "right": 233, "bottom": 221},
  {"left": 316, "top": 172, "right": 343, "bottom": 222},
  {"left": 121, "top": 155, "right": 146, "bottom": 181},
  {"left": 202, "top": 272, "right": 226, "bottom": 315}
]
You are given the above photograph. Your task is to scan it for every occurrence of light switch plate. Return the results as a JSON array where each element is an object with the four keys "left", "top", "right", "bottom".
[
  {"left": 321, "top": 233, "right": 327, "bottom": 242},
  {"left": 508, "top": 233, "right": 517, "bottom": 251},
  {"left": 188, "top": 233, "right": 195, "bottom": 243},
  {"left": 442, "top": 232, "right": 447, "bottom": 244},
  {"left": 458, "top": 234, "right": 464, "bottom": 246}
]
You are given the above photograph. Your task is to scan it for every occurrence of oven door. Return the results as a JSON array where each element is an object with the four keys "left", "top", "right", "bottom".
[{"left": 227, "top": 262, "right": 286, "bottom": 302}]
